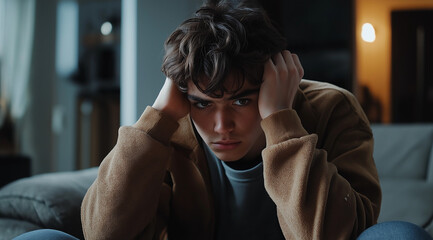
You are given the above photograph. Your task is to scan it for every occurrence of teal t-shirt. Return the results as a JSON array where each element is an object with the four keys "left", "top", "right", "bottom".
[{"left": 203, "top": 143, "right": 285, "bottom": 240}]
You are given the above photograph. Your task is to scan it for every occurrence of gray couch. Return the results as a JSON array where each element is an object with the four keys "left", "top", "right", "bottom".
[
  {"left": 372, "top": 124, "right": 433, "bottom": 236},
  {"left": 0, "top": 168, "right": 98, "bottom": 240},
  {"left": 0, "top": 124, "right": 432, "bottom": 239}
]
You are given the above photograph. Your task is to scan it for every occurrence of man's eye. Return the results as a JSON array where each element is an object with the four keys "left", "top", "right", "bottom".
[
  {"left": 194, "top": 101, "right": 210, "bottom": 109},
  {"left": 233, "top": 99, "right": 250, "bottom": 106}
]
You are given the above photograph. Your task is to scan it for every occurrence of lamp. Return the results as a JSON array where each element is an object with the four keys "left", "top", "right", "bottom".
[
  {"left": 101, "top": 21, "right": 113, "bottom": 36},
  {"left": 361, "top": 23, "right": 376, "bottom": 43}
]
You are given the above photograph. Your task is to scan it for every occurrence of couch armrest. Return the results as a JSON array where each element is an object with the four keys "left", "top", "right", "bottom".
[{"left": 0, "top": 167, "right": 98, "bottom": 239}]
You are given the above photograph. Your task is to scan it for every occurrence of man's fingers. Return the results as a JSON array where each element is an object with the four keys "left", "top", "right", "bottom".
[
  {"left": 291, "top": 53, "right": 304, "bottom": 79},
  {"left": 271, "top": 52, "right": 286, "bottom": 68},
  {"left": 281, "top": 50, "right": 294, "bottom": 65},
  {"left": 269, "top": 50, "right": 303, "bottom": 80},
  {"left": 281, "top": 50, "right": 301, "bottom": 77}
]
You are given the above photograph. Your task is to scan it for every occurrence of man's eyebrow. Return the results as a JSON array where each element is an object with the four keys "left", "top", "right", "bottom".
[
  {"left": 187, "top": 88, "right": 260, "bottom": 102},
  {"left": 187, "top": 94, "right": 207, "bottom": 102},
  {"left": 228, "top": 88, "right": 260, "bottom": 100}
]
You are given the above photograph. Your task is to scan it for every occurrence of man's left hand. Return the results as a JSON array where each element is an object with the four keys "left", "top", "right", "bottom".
[{"left": 258, "top": 50, "right": 304, "bottom": 119}]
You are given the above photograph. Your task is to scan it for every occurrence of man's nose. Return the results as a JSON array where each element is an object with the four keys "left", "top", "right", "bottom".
[{"left": 213, "top": 109, "right": 235, "bottom": 134}]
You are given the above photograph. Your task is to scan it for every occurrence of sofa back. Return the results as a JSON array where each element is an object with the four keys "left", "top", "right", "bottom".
[{"left": 371, "top": 124, "right": 433, "bottom": 181}]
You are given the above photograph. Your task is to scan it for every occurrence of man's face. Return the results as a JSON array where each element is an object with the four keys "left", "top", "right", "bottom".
[{"left": 187, "top": 74, "right": 266, "bottom": 162}]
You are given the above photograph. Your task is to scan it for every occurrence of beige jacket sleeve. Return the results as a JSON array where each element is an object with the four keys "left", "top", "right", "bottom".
[
  {"left": 261, "top": 100, "right": 381, "bottom": 239},
  {"left": 81, "top": 107, "right": 179, "bottom": 240}
]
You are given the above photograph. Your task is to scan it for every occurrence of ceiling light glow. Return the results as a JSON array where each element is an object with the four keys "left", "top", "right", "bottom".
[{"left": 101, "top": 21, "right": 112, "bottom": 36}]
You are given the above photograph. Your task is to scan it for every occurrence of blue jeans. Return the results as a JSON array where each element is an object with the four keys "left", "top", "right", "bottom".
[
  {"left": 12, "top": 229, "right": 79, "bottom": 240},
  {"left": 358, "top": 221, "right": 433, "bottom": 240},
  {"left": 12, "top": 221, "right": 433, "bottom": 239}
]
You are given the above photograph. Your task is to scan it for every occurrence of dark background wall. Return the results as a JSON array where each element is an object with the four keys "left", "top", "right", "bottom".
[
  {"left": 258, "top": 0, "right": 355, "bottom": 91},
  {"left": 207, "top": 0, "right": 355, "bottom": 90}
]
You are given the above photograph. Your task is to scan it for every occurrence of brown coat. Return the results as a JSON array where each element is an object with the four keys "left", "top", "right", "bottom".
[{"left": 81, "top": 80, "right": 381, "bottom": 240}]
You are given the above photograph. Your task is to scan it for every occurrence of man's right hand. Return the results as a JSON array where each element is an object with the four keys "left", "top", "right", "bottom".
[{"left": 152, "top": 78, "right": 190, "bottom": 121}]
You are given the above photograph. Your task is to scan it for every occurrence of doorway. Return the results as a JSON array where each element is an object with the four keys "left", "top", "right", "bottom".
[{"left": 391, "top": 10, "right": 433, "bottom": 122}]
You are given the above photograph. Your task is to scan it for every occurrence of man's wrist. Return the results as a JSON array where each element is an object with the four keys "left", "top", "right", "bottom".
[
  {"left": 261, "top": 109, "right": 308, "bottom": 145},
  {"left": 260, "top": 105, "right": 292, "bottom": 119}
]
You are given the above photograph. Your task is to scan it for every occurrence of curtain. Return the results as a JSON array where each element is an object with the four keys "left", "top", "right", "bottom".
[{"left": 0, "top": 0, "right": 35, "bottom": 127}]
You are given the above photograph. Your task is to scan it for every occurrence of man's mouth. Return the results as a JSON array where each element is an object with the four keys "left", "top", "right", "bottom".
[{"left": 211, "top": 140, "right": 241, "bottom": 150}]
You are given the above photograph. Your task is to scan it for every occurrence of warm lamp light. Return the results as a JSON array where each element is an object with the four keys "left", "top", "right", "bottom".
[{"left": 361, "top": 23, "right": 376, "bottom": 43}]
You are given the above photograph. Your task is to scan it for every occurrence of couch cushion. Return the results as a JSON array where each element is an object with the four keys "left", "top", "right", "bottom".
[
  {"left": 378, "top": 179, "right": 433, "bottom": 227},
  {"left": 0, "top": 167, "right": 98, "bottom": 239},
  {"left": 371, "top": 124, "right": 433, "bottom": 179},
  {"left": 0, "top": 218, "right": 41, "bottom": 240}
]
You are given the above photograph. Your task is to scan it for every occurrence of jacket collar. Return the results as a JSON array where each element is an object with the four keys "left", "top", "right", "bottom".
[{"left": 171, "top": 115, "right": 200, "bottom": 151}]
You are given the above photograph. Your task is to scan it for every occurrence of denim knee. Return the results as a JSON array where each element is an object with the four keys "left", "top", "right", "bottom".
[
  {"left": 358, "top": 221, "right": 432, "bottom": 240},
  {"left": 13, "top": 229, "right": 79, "bottom": 240}
]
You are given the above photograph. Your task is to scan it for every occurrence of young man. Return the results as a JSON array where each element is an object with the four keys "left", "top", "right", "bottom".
[{"left": 81, "top": 2, "right": 381, "bottom": 240}]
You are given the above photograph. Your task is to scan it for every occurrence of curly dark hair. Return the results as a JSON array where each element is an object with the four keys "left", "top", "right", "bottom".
[{"left": 161, "top": 2, "right": 286, "bottom": 97}]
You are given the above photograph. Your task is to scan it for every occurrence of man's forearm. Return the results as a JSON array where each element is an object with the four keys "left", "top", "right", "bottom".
[{"left": 81, "top": 107, "right": 179, "bottom": 240}]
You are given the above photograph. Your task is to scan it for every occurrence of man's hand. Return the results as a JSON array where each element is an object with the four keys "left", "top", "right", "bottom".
[
  {"left": 258, "top": 50, "right": 304, "bottom": 119},
  {"left": 152, "top": 78, "right": 190, "bottom": 121}
]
